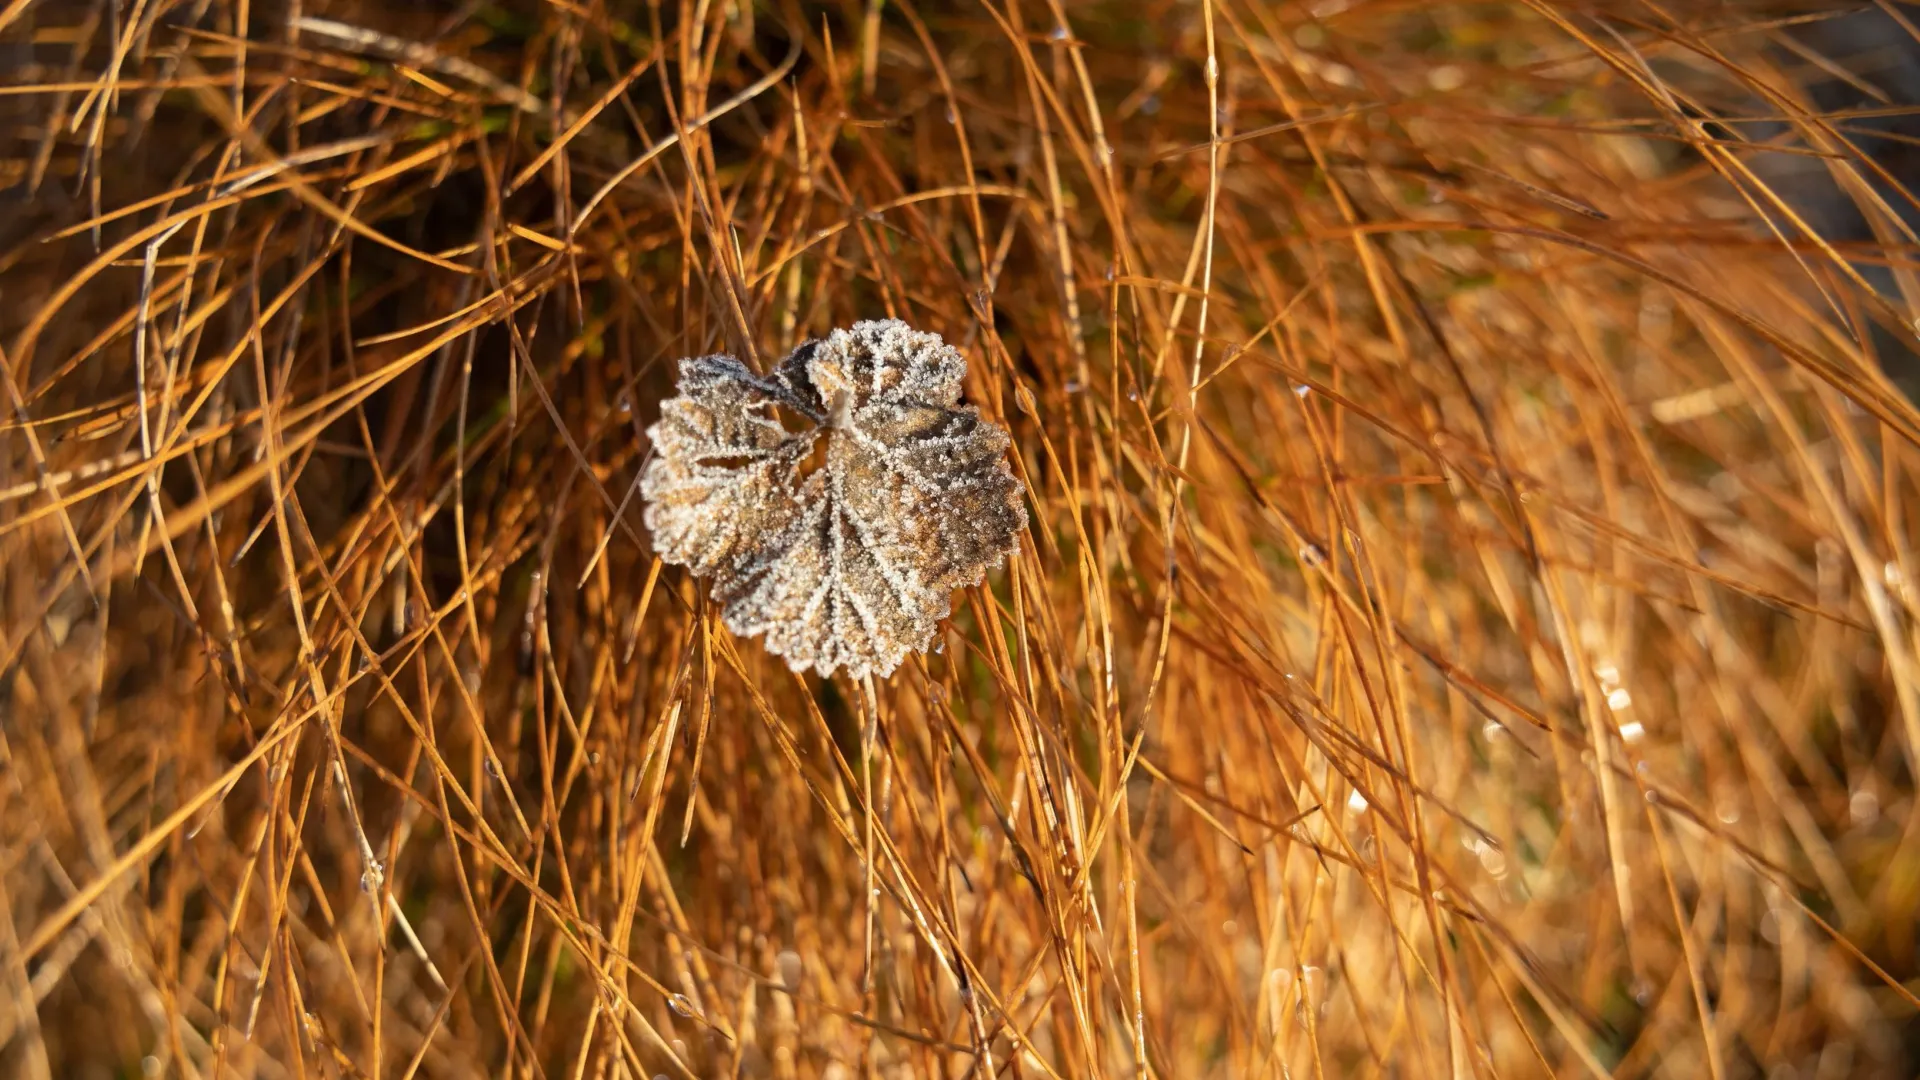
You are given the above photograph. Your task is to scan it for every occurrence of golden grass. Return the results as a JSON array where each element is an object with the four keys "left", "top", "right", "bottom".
[{"left": 4, "top": 0, "right": 1920, "bottom": 1076}]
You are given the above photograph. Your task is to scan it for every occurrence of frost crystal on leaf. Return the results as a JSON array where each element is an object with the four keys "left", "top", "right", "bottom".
[{"left": 641, "top": 320, "right": 1028, "bottom": 679}]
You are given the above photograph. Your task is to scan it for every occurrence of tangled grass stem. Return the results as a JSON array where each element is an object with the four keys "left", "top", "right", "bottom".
[{"left": 4, "top": 1, "right": 1920, "bottom": 1077}]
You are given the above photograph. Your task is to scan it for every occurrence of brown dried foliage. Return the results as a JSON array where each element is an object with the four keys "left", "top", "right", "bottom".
[{"left": 3, "top": 1, "right": 1919, "bottom": 1077}]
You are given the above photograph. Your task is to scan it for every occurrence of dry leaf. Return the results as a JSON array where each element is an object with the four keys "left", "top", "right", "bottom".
[{"left": 641, "top": 320, "right": 1028, "bottom": 678}]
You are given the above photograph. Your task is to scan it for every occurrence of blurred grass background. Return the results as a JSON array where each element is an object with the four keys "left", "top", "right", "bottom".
[{"left": 4, "top": 0, "right": 1920, "bottom": 1076}]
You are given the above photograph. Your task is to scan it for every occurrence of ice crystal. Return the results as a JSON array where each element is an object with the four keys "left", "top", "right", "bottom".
[{"left": 641, "top": 320, "right": 1028, "bottom": 679}]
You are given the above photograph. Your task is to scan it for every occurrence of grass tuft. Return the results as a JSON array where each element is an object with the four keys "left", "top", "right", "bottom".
[{"left": 3, "top": 1, "right": 1920, "bottom": 1076}]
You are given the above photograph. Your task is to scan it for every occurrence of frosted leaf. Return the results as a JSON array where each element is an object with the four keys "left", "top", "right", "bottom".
[{"left": 640, "top": 320, "right": 1028, "bottom": 679}]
